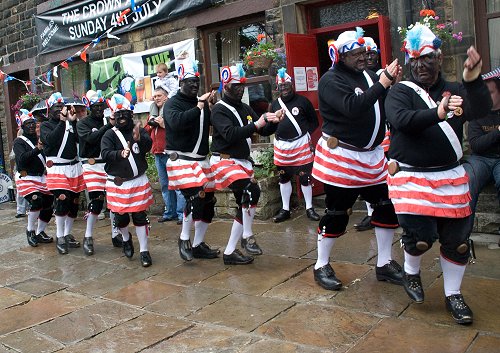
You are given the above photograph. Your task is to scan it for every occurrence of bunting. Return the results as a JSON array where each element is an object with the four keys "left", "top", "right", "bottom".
[{"left": 1, "top": 0, "right": 148, "bottom": 92}]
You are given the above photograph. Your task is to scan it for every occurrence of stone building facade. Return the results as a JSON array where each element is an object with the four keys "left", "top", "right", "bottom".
[{"left": 0, "top": 0, "right": 494, "bottom": 176}]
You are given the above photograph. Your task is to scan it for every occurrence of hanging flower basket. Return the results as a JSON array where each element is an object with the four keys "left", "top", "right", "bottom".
[{"left": 252, "top": 56, "right": 273, "bottom": 69}]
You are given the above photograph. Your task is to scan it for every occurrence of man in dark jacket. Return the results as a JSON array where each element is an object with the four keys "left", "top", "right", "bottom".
[
  {"left": 77, "top": 90, "right": 121, "bottom": 255},
  {"left": 40, "top": 92, "right": 86, "bottom": 255},
  {"left": 269, "top": 68, "right": 320, "bottom": 223},
  {"left": 101, "top": 94, "right": 154, "bottom": 267},
  {"left": 385, "top": 23, "right": 491, "bottom": 324},
  {"left": 463, "top": 68, "right": 500, "bottom": 240},
  {"left": 311, "top": 28, "right": 402, "bottom": 291},
  {"left": 13, "top": 109, "right": 54, "bottom": 247},
  {"left": 210, "top": 64, "right": 281, "bottom": 265},
  {"left": 164, "top": 60, "right": 219, "bottom": 262}
]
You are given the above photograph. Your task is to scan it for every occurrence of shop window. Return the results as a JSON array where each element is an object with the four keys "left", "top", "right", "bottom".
[
  {"left": 202, "top": 16, "right": 275, "bottom": 143},
  {"left": 474, "top": 0, "right": 500, "bottom": 70},
  {"left": 308, "top": 0, "right": 389, "bottom": 29}
]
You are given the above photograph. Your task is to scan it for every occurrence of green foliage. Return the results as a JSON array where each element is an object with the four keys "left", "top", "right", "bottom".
[
  {"left": 254, "top": 146, "right": 277, "bottom": 178},
  {"left": 11, "top": 92, "right": 42, "bottom": 111},
  {"left": 146, "top": 153, "right": 158, "bottom": 182}
]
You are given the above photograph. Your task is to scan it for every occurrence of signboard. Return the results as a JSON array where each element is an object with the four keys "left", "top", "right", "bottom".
[
  {"left": 293, "top": 67, "right": 307, "bottom": 92},
  {"left": 90, "top": 38, "right": 195, "bottom": 113},
  {"left": 36, "top": 0, "right": 215, "bottom": 54},
  {"left": 0, "top": 174, "right": 13, "bottom": 204}
]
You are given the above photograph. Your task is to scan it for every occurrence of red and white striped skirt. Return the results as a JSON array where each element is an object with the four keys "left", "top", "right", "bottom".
[
  {"left": 274, "top": 134, "right": 314, "bottom": 167},
  {"left": 46, "top": 159, "right": 85, "bottom": 193},
  {"left": 106, "top": 174, "right": 153, "bottom": 213},
  {"left": 381, "top": 130, "right": 391, "bottom": 154},
  {"left": 167, "top": 158, "right": 215, "bottom": 191},
  {"left": 312, "top": 138, "right": 388, "bottom": 188},
  {"left": 388, "top": 163, "right": 471, "bottom": 218},
  {"left": 82, "top": 162, "right": 107, "bottom": 192},
  {"left": 210, "top": 156, "right": 254, "bottom": 190},
  {"left": 15, "top": 173, "right": 51, "bottom": 198}
]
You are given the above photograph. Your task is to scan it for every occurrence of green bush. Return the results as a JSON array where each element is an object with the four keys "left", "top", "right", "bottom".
[
  {"left": 254, "top": 146, "right": 277, "bottom": 178},
  {"left": 146, "top": 153, "right": 158, "bottom": 182}
]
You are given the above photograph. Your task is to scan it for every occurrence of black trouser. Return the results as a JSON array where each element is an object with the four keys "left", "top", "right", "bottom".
[
  {"left": 398, "top": 214, "right": 471, "bottom": 264},
  {"left": 319, "top": 183, "right": 398, "bottom": 237},
  {"left": 180, "top": 187, "right": 216, "bottom": 223}
]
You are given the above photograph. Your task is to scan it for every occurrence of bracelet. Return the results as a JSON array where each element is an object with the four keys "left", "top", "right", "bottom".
[
  {"left": 263, "top": 113, "right": 268, "bottom": 123},
  {"left": 383, "top": 69, "right": 394, "bottom": 81},
  {"left": 198, "top": 99, "right": 206, "bottom": 103}
]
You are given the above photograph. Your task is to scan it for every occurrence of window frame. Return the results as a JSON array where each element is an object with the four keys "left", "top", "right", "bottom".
[{"left": 474, "top": 0, "right": 500, "bottom": 71}]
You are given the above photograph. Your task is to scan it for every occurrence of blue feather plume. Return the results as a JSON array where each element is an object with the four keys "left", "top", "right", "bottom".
[{"left": 407, "top": 26, "right": 423, "bottom": 51}]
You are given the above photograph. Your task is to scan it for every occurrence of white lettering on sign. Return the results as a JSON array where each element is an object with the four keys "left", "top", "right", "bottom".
[
  {"left": 131, "top": 0, "right": 162, "bottom": 22},
  {"left": 41, "top": 20, "right": 60, "bottom": 48},
  {"left": 68, "top": 15, "right": 108, "bottom": 39}
]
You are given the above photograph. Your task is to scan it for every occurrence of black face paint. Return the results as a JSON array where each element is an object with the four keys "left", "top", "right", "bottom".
[
  {"left": 49, "top": 103, "right": 65, "bottom": 121},
  {"left": 224, "top": 83, "right": 245, "bottom": 101},
  {"left": 90, "top": 102, "right": 106, "bottom": 119},
  {"left": 114, "top": 110, "right": 133, "bottom": 130},
  {"left": 410, "top": 52, "right": 441, "bottom": 88},
  {"left": 180, "top": 77, "right": 200, "bottom": 98},
  {"left": 341, "top": 47, "right": 367, "bottom": 73},
  {"left": 22, "top": 119, "right": 37, "bottom": 136}
]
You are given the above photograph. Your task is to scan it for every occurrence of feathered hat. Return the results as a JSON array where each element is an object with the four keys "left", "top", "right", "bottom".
[
  {"left": 106, "top": 94, "right": 133, "bottom": 112},
  {"left": 46, "top": 92, "right": 65, "bottom": 109},
  {"left": 176, "top": 59, "right": 200, "bottom": 81},
  {"left": 220, "top": 63, "right": 247, "bottom": 91},
  {"left": 82, "top": 90, "right": 105, "bottom": 107},
  {"left": 364, "top": 37, "right": 379, "bottom": 52},
  {"left": 402, "top": 24, "right": 442, "bottom": 63},
  {"left": 328, "top": 27, "right": 366, "bottom": 65},
  {"left": 276, "top": 67, "right": 292, "bottom": 85},
  {"left": 15, "top": 109, "right": 35, "bottom": 128}
]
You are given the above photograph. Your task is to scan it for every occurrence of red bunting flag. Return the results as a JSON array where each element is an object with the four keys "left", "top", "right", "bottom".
[
  {"left": 60, "top": 61, "right": 69, "bottom": 69},
  {"left": 80, "top": 49, "right": 87, "bottom": 62}
]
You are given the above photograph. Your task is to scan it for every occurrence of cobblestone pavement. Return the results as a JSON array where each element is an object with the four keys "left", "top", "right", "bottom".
[{"left": 0, "top": 200, "right": 499, "bottom": 353}]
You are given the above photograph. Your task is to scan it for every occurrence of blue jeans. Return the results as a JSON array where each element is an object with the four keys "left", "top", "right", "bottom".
[
  {"left": 155, "top": 154, "right": 186, "bottom": 220},
  {"left": 462, "top": 155, "right": 500, "bottom": 232},
  {"left": 155, "top": 154, "right": 177, "bottom": 219}
]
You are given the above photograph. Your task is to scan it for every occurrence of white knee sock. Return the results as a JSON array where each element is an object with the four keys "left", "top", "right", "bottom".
[
  {"left": 301, "top": 184, "right": 313, "bottom": 210},
  {"left": 36, "top": 220, "right": 48, "bottom": 234},
  {"left": 365, "top": 201, "right": 373, "bottom": 216},
  {"left": 120, "top": 227, "right": 130, "bottom": 241},
  {"left": 315, "top": 233, "right": 336, "bottom": 269},
  {"left": 375, "top": 227, "right": 394, "bottom": 267},
  {"left": 64, "top": 217, "right": 75, "bottom": 236},
  {"left": 404, "top": 251, "right": 422, "bottom": 275},
  {"left": 280, "top": 182, "right": 292, "bottom": 211},
  {"left": 440, "top": 255, "right": 466, "bottom": 297},
  {"left": 224, "top": 220, "right": 243, "bottom": 255},
  {"left": 85, "top": 213, "right": 97, "bottom": 238},
  {"left": 180, "top": 213, "right": 193, "bottom": 241},
  {"left": 242, "top": 206, "right": 256, "bottom": 239},
  {"left": 55, "top": 215, "right": 66, "bottom": 238},
  {"left": 27, "top": 210, "right": 40, "bottom": 231},
  {"left": 135, "top": 225, "right": 148, "bottom": 252},
  {"left": 193, "top": 221, "right": 209, "bottom": 247}
]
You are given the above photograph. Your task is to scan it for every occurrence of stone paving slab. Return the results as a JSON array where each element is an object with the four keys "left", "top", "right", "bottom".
[
  {"left": 56, "top": 313, "right": 192, "bottom": 353},
  {"left": 0, "top": 328, "right": 64, "bottom": 353},
  {"left": 8, "top": 277, "right": 68, "bottom": 297},
  {"left": 35, "top": 300, "right": 143, "bottom": 344},
  {"left": 256, "top": 303, "right": 380, "bottom": 350},
  {"left": 0, "top": 291, "right": 95, "bottom": 336},
  {"left": 0, "top": 201, "right": 499, "bottom": 351},
  {"left": 349, "top": 317, "right": 478, "bottom": 353}
]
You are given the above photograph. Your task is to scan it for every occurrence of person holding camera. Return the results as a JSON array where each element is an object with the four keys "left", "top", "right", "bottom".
[{"left": 145, "top": 87, "right": 185, "bottom": 224}]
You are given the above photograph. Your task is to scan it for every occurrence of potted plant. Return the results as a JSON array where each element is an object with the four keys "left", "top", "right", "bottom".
[{"left": 244, "top": 34, "right": 280, "bottom": 75}]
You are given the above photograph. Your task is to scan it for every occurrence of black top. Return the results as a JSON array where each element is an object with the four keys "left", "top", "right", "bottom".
[
  {"left": 40, "top": 118, "right": 78, "bottom": 159},
  {"left": 164, "top": 91, "right": 211, "bottom": 156},
  {"left": 13, "top": 134, "right": 45, "bottom": 175},
  {"left": 77, "top": 115, "right": 113, "bottom": 158},
  {"left": 318, "top": 63, "right": 388, "bottom": 148},
  {"left": 101, "top": 127, "right": 152, "bottom": 178},
  {"left": 211, "top": 96, "right": 275, "bottom": 159},
  {"left": 269, "top": 93, "right": 319, "bottom": 140},
  {"left": 468, "top": 110, "right": 500, "bottom": 158},
  {"left": 385, "top": 75, "right": 492, "bottom": 167}
]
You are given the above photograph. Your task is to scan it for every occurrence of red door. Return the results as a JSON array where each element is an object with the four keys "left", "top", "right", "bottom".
[{"left": 284, "top": 33, "right": 323, "bottom": 196}]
